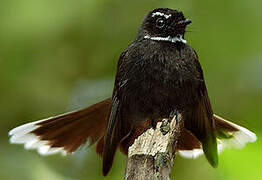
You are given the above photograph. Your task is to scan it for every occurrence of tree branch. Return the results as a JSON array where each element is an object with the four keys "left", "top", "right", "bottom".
[{"left": 125, "top": 114, "right": 182, "bottom": 180}]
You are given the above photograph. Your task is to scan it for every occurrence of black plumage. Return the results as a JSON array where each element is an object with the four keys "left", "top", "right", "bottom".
[
  {"left": 10, "top": 8, "right": 256, "bottom": 177},
  {"left": 103, "top": 8, "right": 218, "bottom": 174}
]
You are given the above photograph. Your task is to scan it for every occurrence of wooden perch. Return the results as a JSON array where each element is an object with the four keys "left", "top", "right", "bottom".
[{"left": 125, "top": 114, "right": 182, "bottom": 180}]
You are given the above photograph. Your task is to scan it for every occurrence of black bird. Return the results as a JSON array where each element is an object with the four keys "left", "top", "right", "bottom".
[{"left": 9, "top": 8, "right": 256, "bottom": 176}]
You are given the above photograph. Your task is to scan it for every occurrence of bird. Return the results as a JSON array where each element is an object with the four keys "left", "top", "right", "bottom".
[{"left": 9, "top": 8, "right": 257, "bottom": 176}]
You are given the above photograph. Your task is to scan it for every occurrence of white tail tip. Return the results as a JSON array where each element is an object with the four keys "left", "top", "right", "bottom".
[
  {"left": 9, "top": 119, "right": 67, "bottom": 156},
  {"left": 178, "top": 120, "right": 257, "bottom": 159}
]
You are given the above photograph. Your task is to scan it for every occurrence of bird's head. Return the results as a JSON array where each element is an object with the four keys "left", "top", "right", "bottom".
[{"left": 138, "top": 8, "right": 191, "bottom": 43}]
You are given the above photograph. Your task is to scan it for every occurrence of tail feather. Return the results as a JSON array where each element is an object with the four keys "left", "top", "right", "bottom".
[
  {"left": 178, "top": 114, "right": 257, "bottom": 159},
  {"left": 177, "top": 124, "right": 201, "bottom": 151},
  {"left": 9, "top": 98, "right": 111, "bottom": 155},
  {"left": 9, "top": 97, "right": 257, "bottom": 172},
  {"left": 177, "top": 122, "right": 203, "bottom": 159},
  {"left": 214, "top": 114, "right": 257, "bottom": 152}
]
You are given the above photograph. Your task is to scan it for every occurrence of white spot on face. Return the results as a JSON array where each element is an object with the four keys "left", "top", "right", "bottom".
[
  {"left": 144, "top": 35, "right": 187, "bottom": 44},
  {"left": 152, "top": 12, "right": 171, "bottom": 19}
]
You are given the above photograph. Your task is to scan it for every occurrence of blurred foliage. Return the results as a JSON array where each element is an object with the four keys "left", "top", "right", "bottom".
[{"left": 1, "top": 0, "right": 262, "bottom": 180}]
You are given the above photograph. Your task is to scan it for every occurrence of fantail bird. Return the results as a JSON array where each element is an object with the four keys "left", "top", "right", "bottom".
[{"left": 9, "top": 8, "right": 257, "bottom": 176}]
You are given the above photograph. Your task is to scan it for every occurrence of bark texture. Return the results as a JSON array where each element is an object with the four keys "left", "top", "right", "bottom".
[{"left": 125, "top": 114, "right": 182, "bottom": 180}]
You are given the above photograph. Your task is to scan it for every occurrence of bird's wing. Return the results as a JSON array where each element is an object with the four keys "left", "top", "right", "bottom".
[
  {"left": 183, "top": 51, "right": 218, "bottom": 167},
  {"left": 102, "top": 50, "right": 128, "bottom": 176}
]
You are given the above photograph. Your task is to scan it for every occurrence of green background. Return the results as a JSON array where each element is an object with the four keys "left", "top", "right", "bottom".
[{"left": 1, "top": 0, "right": 261, "bottom": 179}]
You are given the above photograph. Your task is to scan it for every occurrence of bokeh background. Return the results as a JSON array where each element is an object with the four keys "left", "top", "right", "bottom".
[{"left": 1, "top": 0, "right": 261, "bottom": 179}]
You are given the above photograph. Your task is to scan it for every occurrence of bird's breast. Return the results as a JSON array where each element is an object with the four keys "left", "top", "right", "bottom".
[
  {"left": 120, "top": 41, "right": 202, "bottom": 120},
  {"left": 122, "top": 58, "right": 199, "bottom": 119}
]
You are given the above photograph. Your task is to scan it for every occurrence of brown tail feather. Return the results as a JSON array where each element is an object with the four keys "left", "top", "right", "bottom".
[
  {"left": 177, "top": 122, "right": 202, "bottom": 151},
  {"left": 177, "top": 114, "right": 256, "bottom": 160},
  {"left": 10, "top": 98, "right": 112, "bottom": 154},
  {"left": 213, "top": 114, "right": 238, "bottom": 132},
  {"left": 177, "top": 114, "right": 241, "bottom": 153},
  {"left": 177, "top": 114, "right": 238, "bottom": 152},
  {"left": 10, "top": 95, "right": 256, "bottom": 175}
]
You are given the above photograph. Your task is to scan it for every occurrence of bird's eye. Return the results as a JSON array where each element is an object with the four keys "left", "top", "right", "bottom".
[{"left": 156, "top": 18, "right": 165, "bottom": 28}]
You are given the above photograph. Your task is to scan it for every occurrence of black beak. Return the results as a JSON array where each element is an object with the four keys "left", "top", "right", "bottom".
[
  {"left": 169, "top": 18, "right": 192, "bottom": 36},
  {"left": 176, "top": 19, "right": 192, "bottom": 26}
]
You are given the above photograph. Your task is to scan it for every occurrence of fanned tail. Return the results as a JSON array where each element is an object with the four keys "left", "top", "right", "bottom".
[
  {"left": 214, "top": 114, "right": 257, "bottom": 152},
  {"left": 178, "top": 114, "right": 257, "bottom": 159},
  {"left": 9, "top": 98, "right": 112, "bottom": 155}
]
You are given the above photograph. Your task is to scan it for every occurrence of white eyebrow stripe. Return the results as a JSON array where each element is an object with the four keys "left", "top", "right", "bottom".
[
  {"left": 144, "top": 35, "right": 187, "bottom": 44},
  {"left": 152, "top": 12, "right": 171, "bottom": 19}
]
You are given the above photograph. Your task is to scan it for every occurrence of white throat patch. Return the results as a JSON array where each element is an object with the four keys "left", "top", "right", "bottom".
[
  {"left": 144, "top": 35, "right": 187, "bottom": 44},
  {"left": 152, "top": 12, "right": 171, "bottom": 19}
]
